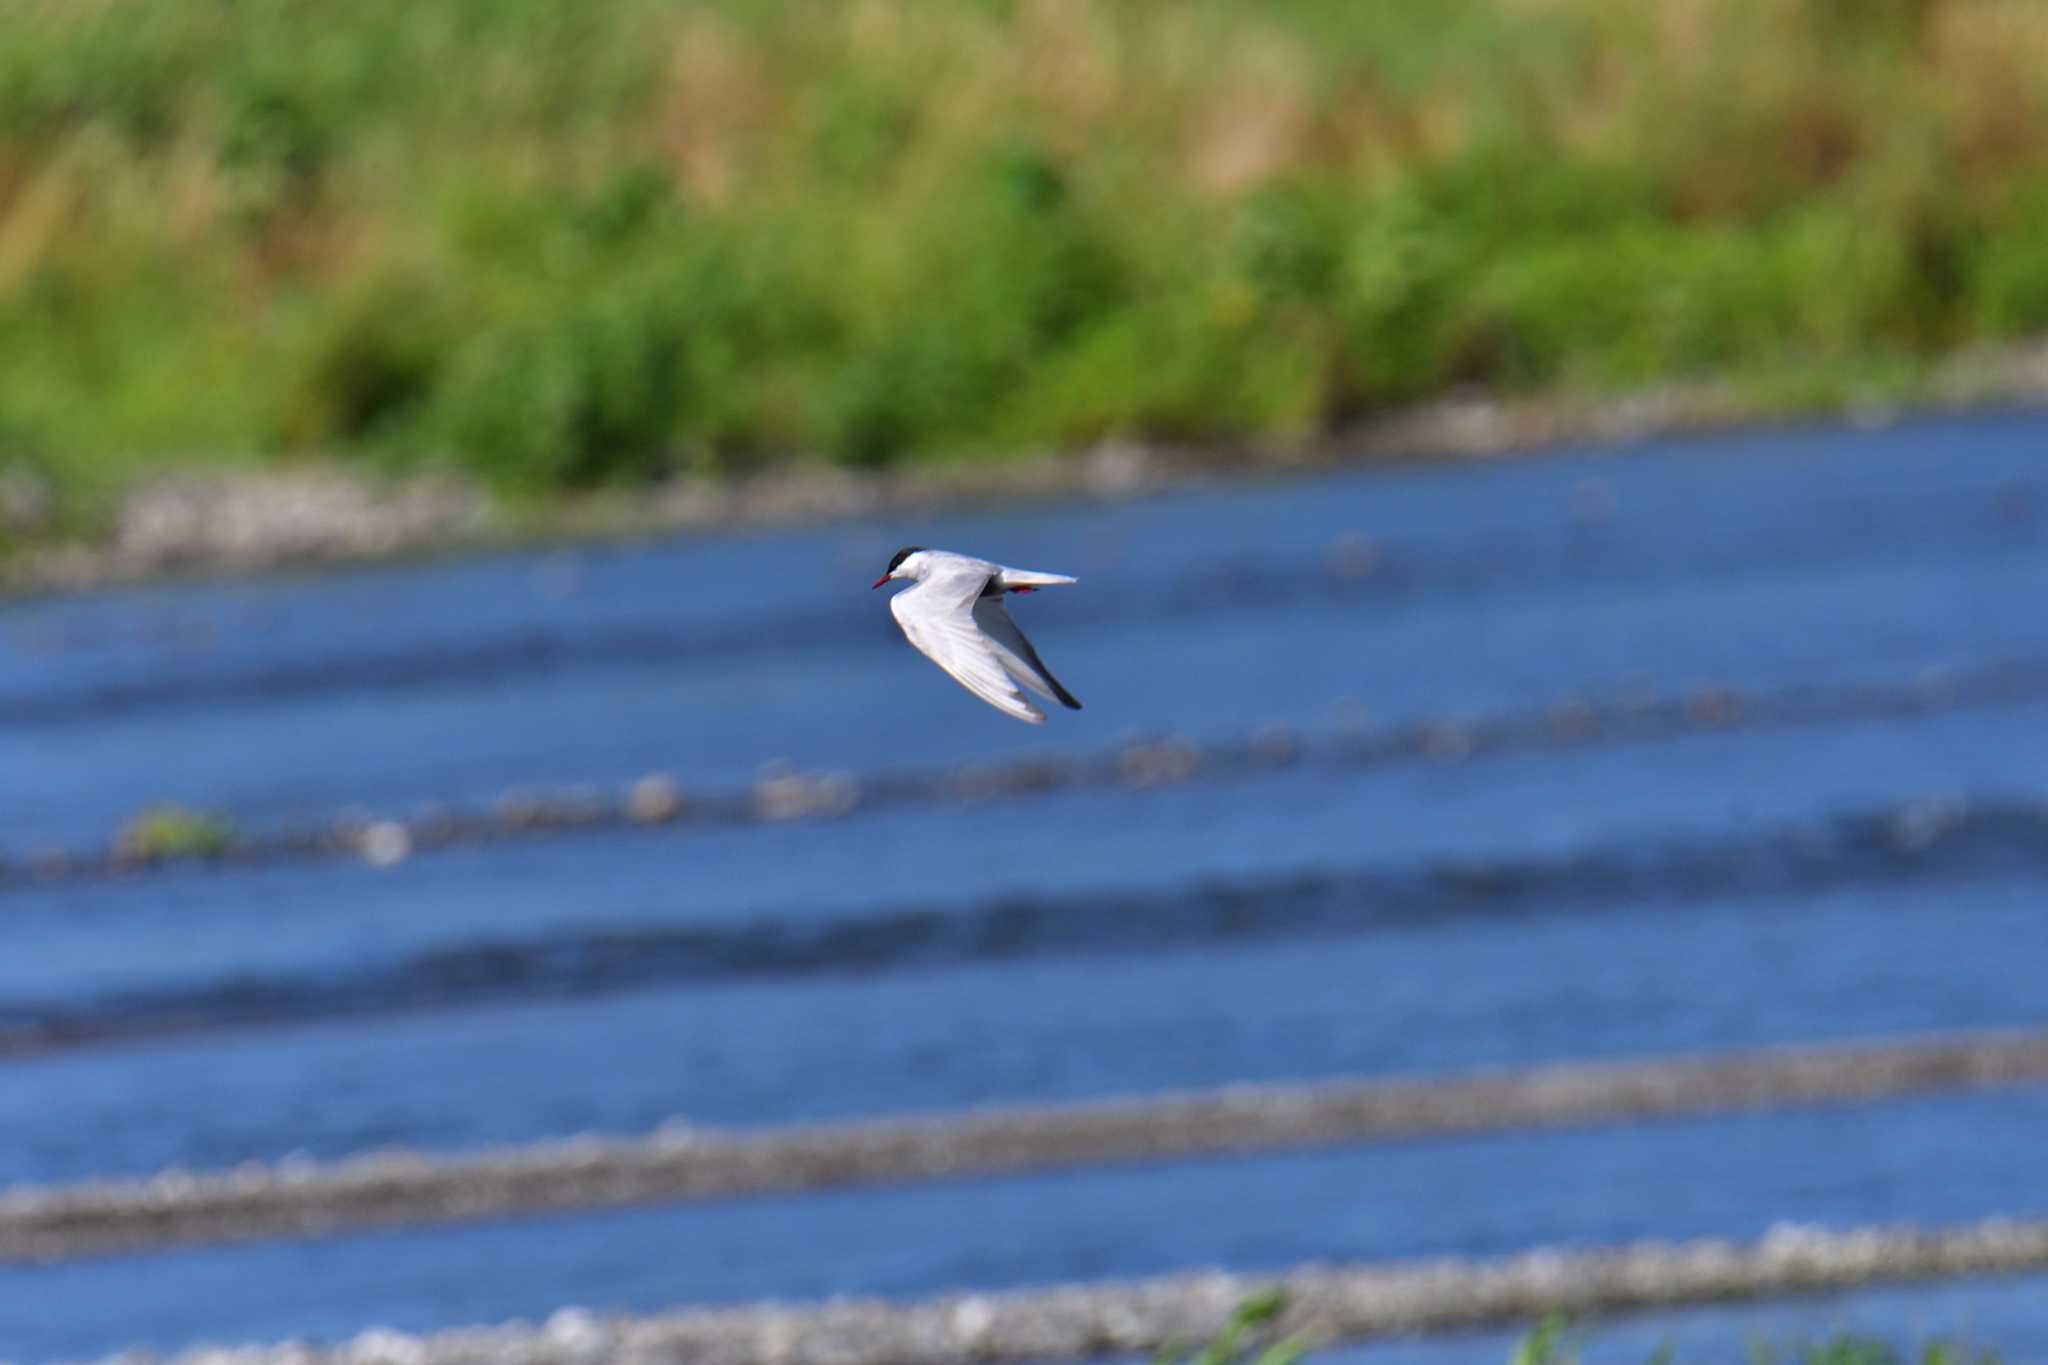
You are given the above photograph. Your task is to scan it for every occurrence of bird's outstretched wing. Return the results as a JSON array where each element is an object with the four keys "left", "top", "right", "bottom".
[
  {"left": 973, "top": 593, "right": 1082, "bottom": 711},
  {"left": 891, "top": 578, "right": 1045, "bottom": 723}
]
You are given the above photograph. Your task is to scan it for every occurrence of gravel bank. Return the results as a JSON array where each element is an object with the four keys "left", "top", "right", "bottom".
[
  {"left": 11, "top": 349, "right": 2048, "bottom": 599},
  {"left": 100, "top": 1217, "right": 2048, "bottom": 1365},
  {"left": 10, "top": 1030, "right": 2047, "bottom": 1264}
]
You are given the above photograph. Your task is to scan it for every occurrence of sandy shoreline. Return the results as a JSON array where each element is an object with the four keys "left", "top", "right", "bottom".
[{"left": 10, "top": 343, "right": 2047, "bottom": 600}]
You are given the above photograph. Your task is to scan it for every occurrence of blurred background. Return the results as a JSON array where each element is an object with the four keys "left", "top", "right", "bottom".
[{"left": 3, "top": 1, "right": 2048, "bottom": 1361}]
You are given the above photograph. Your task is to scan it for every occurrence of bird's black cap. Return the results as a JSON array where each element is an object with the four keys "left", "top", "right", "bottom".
[{"left": 885, "top": 546, "right": 926, "bottom": 573}]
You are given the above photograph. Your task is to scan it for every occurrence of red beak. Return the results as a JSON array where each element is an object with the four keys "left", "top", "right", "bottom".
[{"left": 871, "top": 574, "right": 892, "bottom": 589}]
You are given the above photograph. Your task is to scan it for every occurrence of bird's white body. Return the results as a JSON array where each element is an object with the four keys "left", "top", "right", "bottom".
[{"left": 874, "top": 548, "right": 1082, "bottom": 724}]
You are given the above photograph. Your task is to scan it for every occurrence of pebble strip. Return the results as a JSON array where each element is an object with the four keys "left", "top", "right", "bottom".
[
  {"left": 91, "top": 1217, "right": 2048, "bottom": 1365},
  {"left": 7, "top": 658, "right": 2039, "bottom": 890},
  {"left": 12, "top": 345, "right": 2048, "bottom": 598},
  {"left": 10, "top": 1030, "right": 2048, "bottom": 1265}
]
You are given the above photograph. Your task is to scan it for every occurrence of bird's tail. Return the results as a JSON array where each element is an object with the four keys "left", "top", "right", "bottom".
[{"left": 999, "top": 569, "right": 1078, "bottom": 589}]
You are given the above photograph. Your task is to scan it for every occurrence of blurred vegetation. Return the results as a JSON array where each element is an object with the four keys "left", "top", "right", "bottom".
[
  {"left": 1509, "top": 1313, "right": 2003, "bottom": 1364},
  {"left": 114, "top": 804, "right": 237, "bottom": 860},
  {"left": 1161, "top": 1303, "right": 2003, "bottom": 1365},
  {"left": 1157, "top": 1288, "right": 1305, "bottom": 1365},
  {"left": 4, "top": 0, "right": 2048, "bottom": 519}
]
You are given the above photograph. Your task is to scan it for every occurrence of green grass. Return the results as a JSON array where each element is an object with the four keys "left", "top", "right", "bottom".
[
  {"left": 1171, "top": 1301, "right": 1998, "bottom": 1365},
  {"left": 1510, "top": 1313, "right": 2004, "bottom": 1365},
  {"left": 113, "top": 804, "right": 237, "bottom": 860},
  {"left": 1165, "top": 1300, "right": 2004, "bottom": 1365},
  {"left": 1157, "top": 1288, "right": 1307, "bottom": 1365},
  {"left": 5, "top": 0, "right": 2048, "bottom": 525}
]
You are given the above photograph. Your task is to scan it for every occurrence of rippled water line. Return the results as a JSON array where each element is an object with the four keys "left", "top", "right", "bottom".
[
  {"left": 0, "top": 793, "right": 2036, "bottom": 1060},
  {"left": 6, "top": 1031, "right": 2046, "bottom": 1262},
  {"left": 7, "top": 462, "right": 2037, "bottom": 730},
  {"left": 56, "top": 1220, "right": 2048, "bottom": 1365},
  {"left": 6, "top": 658, "right": 2036, "bottom": 891}
]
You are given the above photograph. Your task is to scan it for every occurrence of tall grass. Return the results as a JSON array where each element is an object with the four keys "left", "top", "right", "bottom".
[{"left": 4, "top": 0, "right": 2048, "bottom": 510}]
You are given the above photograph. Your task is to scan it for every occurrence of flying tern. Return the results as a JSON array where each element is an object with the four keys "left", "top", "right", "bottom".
[{"left": 872, "top": 546, "right": 1083, "bottom": 723}]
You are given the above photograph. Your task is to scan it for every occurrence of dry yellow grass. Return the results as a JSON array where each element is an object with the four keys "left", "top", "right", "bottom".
[{"left": 1, "top": 0, "right": 2046, "bottom": 505}]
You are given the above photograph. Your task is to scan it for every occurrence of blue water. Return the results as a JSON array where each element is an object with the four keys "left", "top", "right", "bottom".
[
  {"left": 4, "top": 869, "right": 2043, "bottom": 1190},
  {"left": 2, "top": 412, "right": 2046, "bottom": 1360},
  {"left": 4, "top": 1089, "right": 2047, "bottom": 1361}
]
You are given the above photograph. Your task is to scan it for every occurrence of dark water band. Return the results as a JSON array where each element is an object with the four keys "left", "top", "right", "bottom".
[{"left": 6, "top": 656, "right": 2038, "bottom": 892}]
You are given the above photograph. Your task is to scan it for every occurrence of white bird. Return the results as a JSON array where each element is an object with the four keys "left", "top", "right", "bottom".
[{"left": 871, "top": 546, "right": 1083, "bottom": 723}]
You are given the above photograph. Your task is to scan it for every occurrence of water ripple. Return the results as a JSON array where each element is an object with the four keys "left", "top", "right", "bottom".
[{"left": 1, "top": 795, "right": 2036, "bottom": 1059}]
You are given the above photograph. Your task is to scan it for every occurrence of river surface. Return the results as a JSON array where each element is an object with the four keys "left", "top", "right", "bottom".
[{"left": 2, "top": 413, "right": 2045, "bottom": 1361}]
